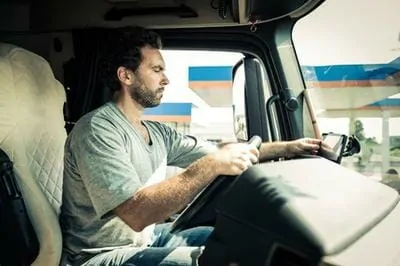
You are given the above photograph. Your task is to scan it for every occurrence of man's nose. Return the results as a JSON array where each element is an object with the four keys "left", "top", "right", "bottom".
[{"left": 161, "top": 73, "right": 169, "bottom": 86}]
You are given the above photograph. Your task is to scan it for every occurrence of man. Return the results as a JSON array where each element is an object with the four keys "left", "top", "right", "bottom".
[{"left": 60, "top": 26, "right": 321, "bottom": 266}]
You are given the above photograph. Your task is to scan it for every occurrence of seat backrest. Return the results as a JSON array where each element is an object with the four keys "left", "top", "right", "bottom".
[{"left": 0, "top": 43, "right": 67, "bottom": 265}]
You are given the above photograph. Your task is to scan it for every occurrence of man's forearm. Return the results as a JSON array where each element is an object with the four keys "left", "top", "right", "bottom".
[
  {"left": 114, "top": 155, "right": 219, "bottom": 231},
  {"left": 259, "top": 141, "right": 289, "bottom": 161}
]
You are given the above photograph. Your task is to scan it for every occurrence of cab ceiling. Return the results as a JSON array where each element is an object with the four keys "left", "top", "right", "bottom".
[{"left": 0, "top": 0, "right": 324, "bottom": 32}]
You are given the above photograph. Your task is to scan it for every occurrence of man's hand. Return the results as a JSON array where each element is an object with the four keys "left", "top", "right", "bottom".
[
  {"left": 210, "top": 143, "right": 259, "bottom": 176},
  {"left": 285, "top": 138, "right": 321, "bottom": 158}
]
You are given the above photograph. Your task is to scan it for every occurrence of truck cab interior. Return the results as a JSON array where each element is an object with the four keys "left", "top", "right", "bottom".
[{"left": 1, "top": 0, "right": 400, "bottom": 265}]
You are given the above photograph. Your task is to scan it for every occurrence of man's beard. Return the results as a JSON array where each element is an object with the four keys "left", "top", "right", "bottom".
[{"left": 128, "top": 80, "right": 164, "bottom": 108}]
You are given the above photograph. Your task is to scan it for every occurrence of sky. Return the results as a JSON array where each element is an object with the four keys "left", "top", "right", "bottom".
[{"left": 292, "top": 0, "right": 399, "bottom": 65}]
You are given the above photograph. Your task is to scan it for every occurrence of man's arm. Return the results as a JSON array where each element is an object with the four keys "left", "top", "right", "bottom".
[
  {"left": 259, "top": 138, "right": 321, "bottom": 161},
  {"left": 114, "top": 143, "right": 258, "bottom": 232},
  {"left": 258, "top": 141, "right": 289, "bottom": 161},
  {"left": 114, "top": 155, "right": 218, "bottom": 231}
]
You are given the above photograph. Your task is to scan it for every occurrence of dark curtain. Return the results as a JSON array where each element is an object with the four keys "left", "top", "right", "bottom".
[{"left": 63, "top": 29, "right": 114, "bottom": 133}]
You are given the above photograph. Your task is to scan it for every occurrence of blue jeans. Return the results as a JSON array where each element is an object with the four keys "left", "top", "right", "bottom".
[{"left": 80, "top": 223, "right": 213, "bottom": 266}]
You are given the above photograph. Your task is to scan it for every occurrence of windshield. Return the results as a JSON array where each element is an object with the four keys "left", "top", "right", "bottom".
[{"left": 293, "top": 0, "right": 400, "bottom": 184}]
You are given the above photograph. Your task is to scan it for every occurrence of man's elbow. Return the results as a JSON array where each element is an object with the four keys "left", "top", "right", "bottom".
[
  {"left": 113, "top": 199, "right": 150, "bottom": 232},
  {"left": 115, "top": 211, "right": 150, "bottom": 232},
  {"left": 128, "top": 219, "right": 147, "bottom": 232}
]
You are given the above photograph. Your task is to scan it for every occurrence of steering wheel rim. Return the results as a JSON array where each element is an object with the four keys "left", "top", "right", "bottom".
[{"left": 170, "top": 136, "right": 262, "bottom": 233}]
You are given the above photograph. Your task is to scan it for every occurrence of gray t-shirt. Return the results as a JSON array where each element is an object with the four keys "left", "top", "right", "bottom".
[{"left": 60, "top": 102, "right": 216, "bottom": 260}]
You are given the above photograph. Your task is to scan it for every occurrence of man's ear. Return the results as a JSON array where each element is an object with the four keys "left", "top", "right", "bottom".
[{"left": 117, "top": 66, "right": 134, "bottom": 86}]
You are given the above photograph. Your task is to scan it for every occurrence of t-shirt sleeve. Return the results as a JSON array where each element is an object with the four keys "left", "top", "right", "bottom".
[
  {"left": 160, "top": 123, "right": 217, "bottom": 168},
  {"left": 71, "top": 117, "right": 141, "bottom": 219}
]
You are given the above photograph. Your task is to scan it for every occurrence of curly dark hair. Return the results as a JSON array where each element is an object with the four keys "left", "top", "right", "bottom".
[{"left": 100, "top": 26, "right": 162, "bottom": 92}]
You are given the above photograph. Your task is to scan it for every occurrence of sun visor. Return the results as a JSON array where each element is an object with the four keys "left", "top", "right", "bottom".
[{"left": 245, "top": 0, "right": 321, "bottom": 22}]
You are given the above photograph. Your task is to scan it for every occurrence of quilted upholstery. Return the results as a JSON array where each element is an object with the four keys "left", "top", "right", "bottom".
[{"left": 0, "top": 43, "right": 67, "bottom": 266}]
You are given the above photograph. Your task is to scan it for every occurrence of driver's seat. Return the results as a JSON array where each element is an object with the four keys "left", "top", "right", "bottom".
[{"left": 0, "top": 43, "right": 67, "bottom": 265}]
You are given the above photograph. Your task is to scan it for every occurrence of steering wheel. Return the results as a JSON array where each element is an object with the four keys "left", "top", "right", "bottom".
[{"left": 170, "top": 136, "right": 262, "bottom": 233}]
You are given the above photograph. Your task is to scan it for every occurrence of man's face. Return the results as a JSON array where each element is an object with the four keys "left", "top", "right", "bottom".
[{"left": 128, "top": 46, "right": 169, "bottom": 108}]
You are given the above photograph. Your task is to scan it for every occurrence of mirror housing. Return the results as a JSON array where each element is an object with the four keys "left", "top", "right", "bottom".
[
  {"left": 231, "top": 59, "right": 247, "bottom": 141},
  {"left": 232, "top": 57, "right": 270, "bottom": 141},
  {"left": 342, "top": 135, "right": 361, "bottom": 157}
]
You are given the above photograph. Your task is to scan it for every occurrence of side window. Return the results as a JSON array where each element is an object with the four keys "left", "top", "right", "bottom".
[
  {"left": 150, "top": 50, "right": 244, "bottom": 143},
  {"left": 293, "top": 0, "right": 400, "bottom": 183},
  {"left": 146, "top": 50, "right": 276, "bottom": 146}
]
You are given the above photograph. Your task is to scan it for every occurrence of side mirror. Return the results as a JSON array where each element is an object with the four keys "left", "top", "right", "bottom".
[
  {"left": 232, "top": 57, "right": 271, "bottom": 142},
  {"left": 231, "top": 59, "right": 248, "bottom": 141}
]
